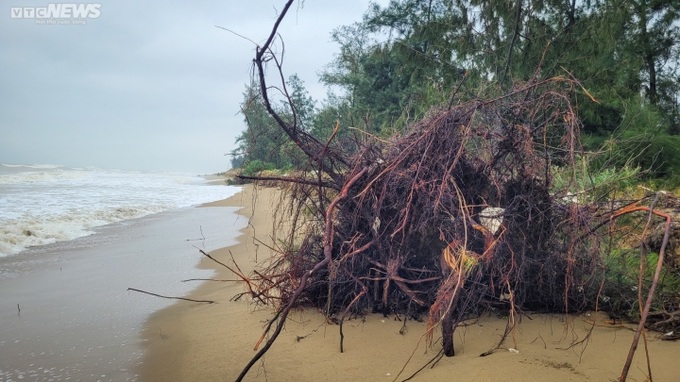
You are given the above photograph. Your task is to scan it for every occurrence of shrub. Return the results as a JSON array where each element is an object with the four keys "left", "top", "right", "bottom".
[{"left": 241, "top": 160, "right": 276, "bottom": 176}]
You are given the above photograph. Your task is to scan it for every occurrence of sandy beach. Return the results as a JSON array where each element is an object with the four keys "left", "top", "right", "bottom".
[
  {"left": 0, "top": 202, "right": 243, "bottom": 382},
  {"left": 139, "top": 184, "right": 677, "bottom": 382}
]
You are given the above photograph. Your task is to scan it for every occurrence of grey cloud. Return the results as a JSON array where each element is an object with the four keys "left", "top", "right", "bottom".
[{"left": 0, "top": 1, "right": 380, "bottom": 173}]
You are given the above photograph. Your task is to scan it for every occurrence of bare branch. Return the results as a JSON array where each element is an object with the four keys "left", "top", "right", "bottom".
[{"left": 127, "top": 287, "right": 214, "bottom": 304}]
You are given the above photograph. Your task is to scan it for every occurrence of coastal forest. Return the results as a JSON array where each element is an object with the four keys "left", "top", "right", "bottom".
[
  {"left": 227, "top": 1, "right": 680, "bottom": 381},
  {"left": 232, "top": 0, "right": 680, "bottom": 186}
]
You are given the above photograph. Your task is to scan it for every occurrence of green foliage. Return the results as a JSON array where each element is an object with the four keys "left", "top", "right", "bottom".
[
  {"left": 551, "top": 162, "right": 640, "bottom": 203},
  {"left": 233, "top": 0, "right": 680, "bottom": 182},
  {"left": 241, "top": 159, "right": 276, "bottom": 176},
  {"left": 622, "top": 134, "right": 680, "bottom": 186},
  {"left": 589, "top": 101, "right": 680, "bottom": 187},
  {"left": 233, "top": 75, "right": 317, "bottom": 172},
  {"left": 603, "top": 249, "right": 680, "bottom": 321},
  {"left": 310, "top": 0, "right": 680, "bottom": 182},
  {"left": 310, "top": 94, "right": 353, "bottom": 140},
  {"left": 284, "top": 74, "right": 316, "bottom": 131},
  {"left": 230, "top": 155, "right": 245, "bottom": 169},
  {"left": 320, "top": 7, "right": 468, "bottom": 134}
]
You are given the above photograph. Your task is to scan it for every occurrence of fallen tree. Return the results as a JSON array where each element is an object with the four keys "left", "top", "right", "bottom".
[{"left": 231, "top": 2, "right": 676, "bottom": 381}]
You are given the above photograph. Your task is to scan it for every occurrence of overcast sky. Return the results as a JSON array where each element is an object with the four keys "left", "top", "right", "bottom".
[{"left": 0, "top": 1, "right": 384, "bottom": 174}]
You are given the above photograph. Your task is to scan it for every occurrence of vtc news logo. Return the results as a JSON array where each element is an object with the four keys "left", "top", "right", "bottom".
[{"left": 10, "top": 3, "right": 101, "bottom": 24}]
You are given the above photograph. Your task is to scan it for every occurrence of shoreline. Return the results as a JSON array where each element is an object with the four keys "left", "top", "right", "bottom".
[
  {"left": 138, "top": 183, "right": 282, "bottom": 381},
  {"left": 0, "top": 201, "right": 241, "bottom": 382},
  {"left": 138, "top": 184, "right": 677, "bottom": 382}
]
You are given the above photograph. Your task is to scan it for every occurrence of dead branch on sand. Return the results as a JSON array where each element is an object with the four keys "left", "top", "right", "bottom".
[{"left": 126, "top": 287, "right": 214, "bottom": 304}]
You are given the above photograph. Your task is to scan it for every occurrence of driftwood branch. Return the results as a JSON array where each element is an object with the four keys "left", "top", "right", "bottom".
[
  {"left": 613, "top": 198, "right": 672, "bottom": 382},
  {"left": 236, "top": 174, "right": 339, "bottom": 190},
  {"left": 253, "top": 0, "right": 345, "bottom": 184},
  {"left": 235, "top": 166, "right": 368, "bottom": 382},
  {"left": 126, "top": 287, "right": 214, "bottom": 304}
]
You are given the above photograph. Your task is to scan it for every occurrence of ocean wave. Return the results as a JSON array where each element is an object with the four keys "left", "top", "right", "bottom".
[
  {"left": 0, "top": 216, "right": 95, "bottom": 257},
  {"left": 0, "top": 165, "right": 86, "bottom": 185},
  {"left": 1, "top": 163, "right": 63, "bottom": 169},
  {"left": 0, "top": 167, "right": 240, "bottom": 257},
  {"left": 0, "top": 204, "right": 174, "bottom": 257}
]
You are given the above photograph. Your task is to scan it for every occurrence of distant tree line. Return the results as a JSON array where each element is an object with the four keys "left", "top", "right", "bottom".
[{"left": 231, "top": 0, "right": 680, "bottom": 184}]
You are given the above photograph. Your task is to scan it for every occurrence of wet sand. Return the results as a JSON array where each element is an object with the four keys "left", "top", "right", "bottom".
[
  {"left": 139, "top": 184, "right": 677, "bottom": 382},
  {"left": 0, "top": 204, "right": 245, "bottom": 382}
]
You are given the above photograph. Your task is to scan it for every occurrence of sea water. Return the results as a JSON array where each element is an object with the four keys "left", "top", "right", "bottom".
[
  {"left": 0, "top": 163, "right": 239, "bottom": 257},
  {"left": 0, "top": 164, "right": 246, "bottom": 381}
]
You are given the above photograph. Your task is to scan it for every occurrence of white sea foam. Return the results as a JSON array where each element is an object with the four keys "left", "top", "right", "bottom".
[
  {"left": 0, "top": 163, "right": 62, "bottom": 169},
  {"left": 0, "top": 164, "right": 239, "bottom": 257}
]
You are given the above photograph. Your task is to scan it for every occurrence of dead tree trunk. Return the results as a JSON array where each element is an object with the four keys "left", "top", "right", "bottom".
[{"left": 442, "top": 308, "right": 455, "bottom": 356}]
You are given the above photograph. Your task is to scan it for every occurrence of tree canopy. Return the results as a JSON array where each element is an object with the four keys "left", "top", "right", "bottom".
[{"left": 233, "top": 0, "right": 680, "bottom": 184}]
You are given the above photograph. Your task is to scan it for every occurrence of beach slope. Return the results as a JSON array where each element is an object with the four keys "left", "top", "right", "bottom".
[{"left": 139, "top": 185, "right": 677, "bottom": 382}]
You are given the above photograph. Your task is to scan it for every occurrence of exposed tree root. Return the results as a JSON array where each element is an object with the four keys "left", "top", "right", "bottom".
[{"left": 229, "top": 1, "right": 678, "bottom": 380}]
